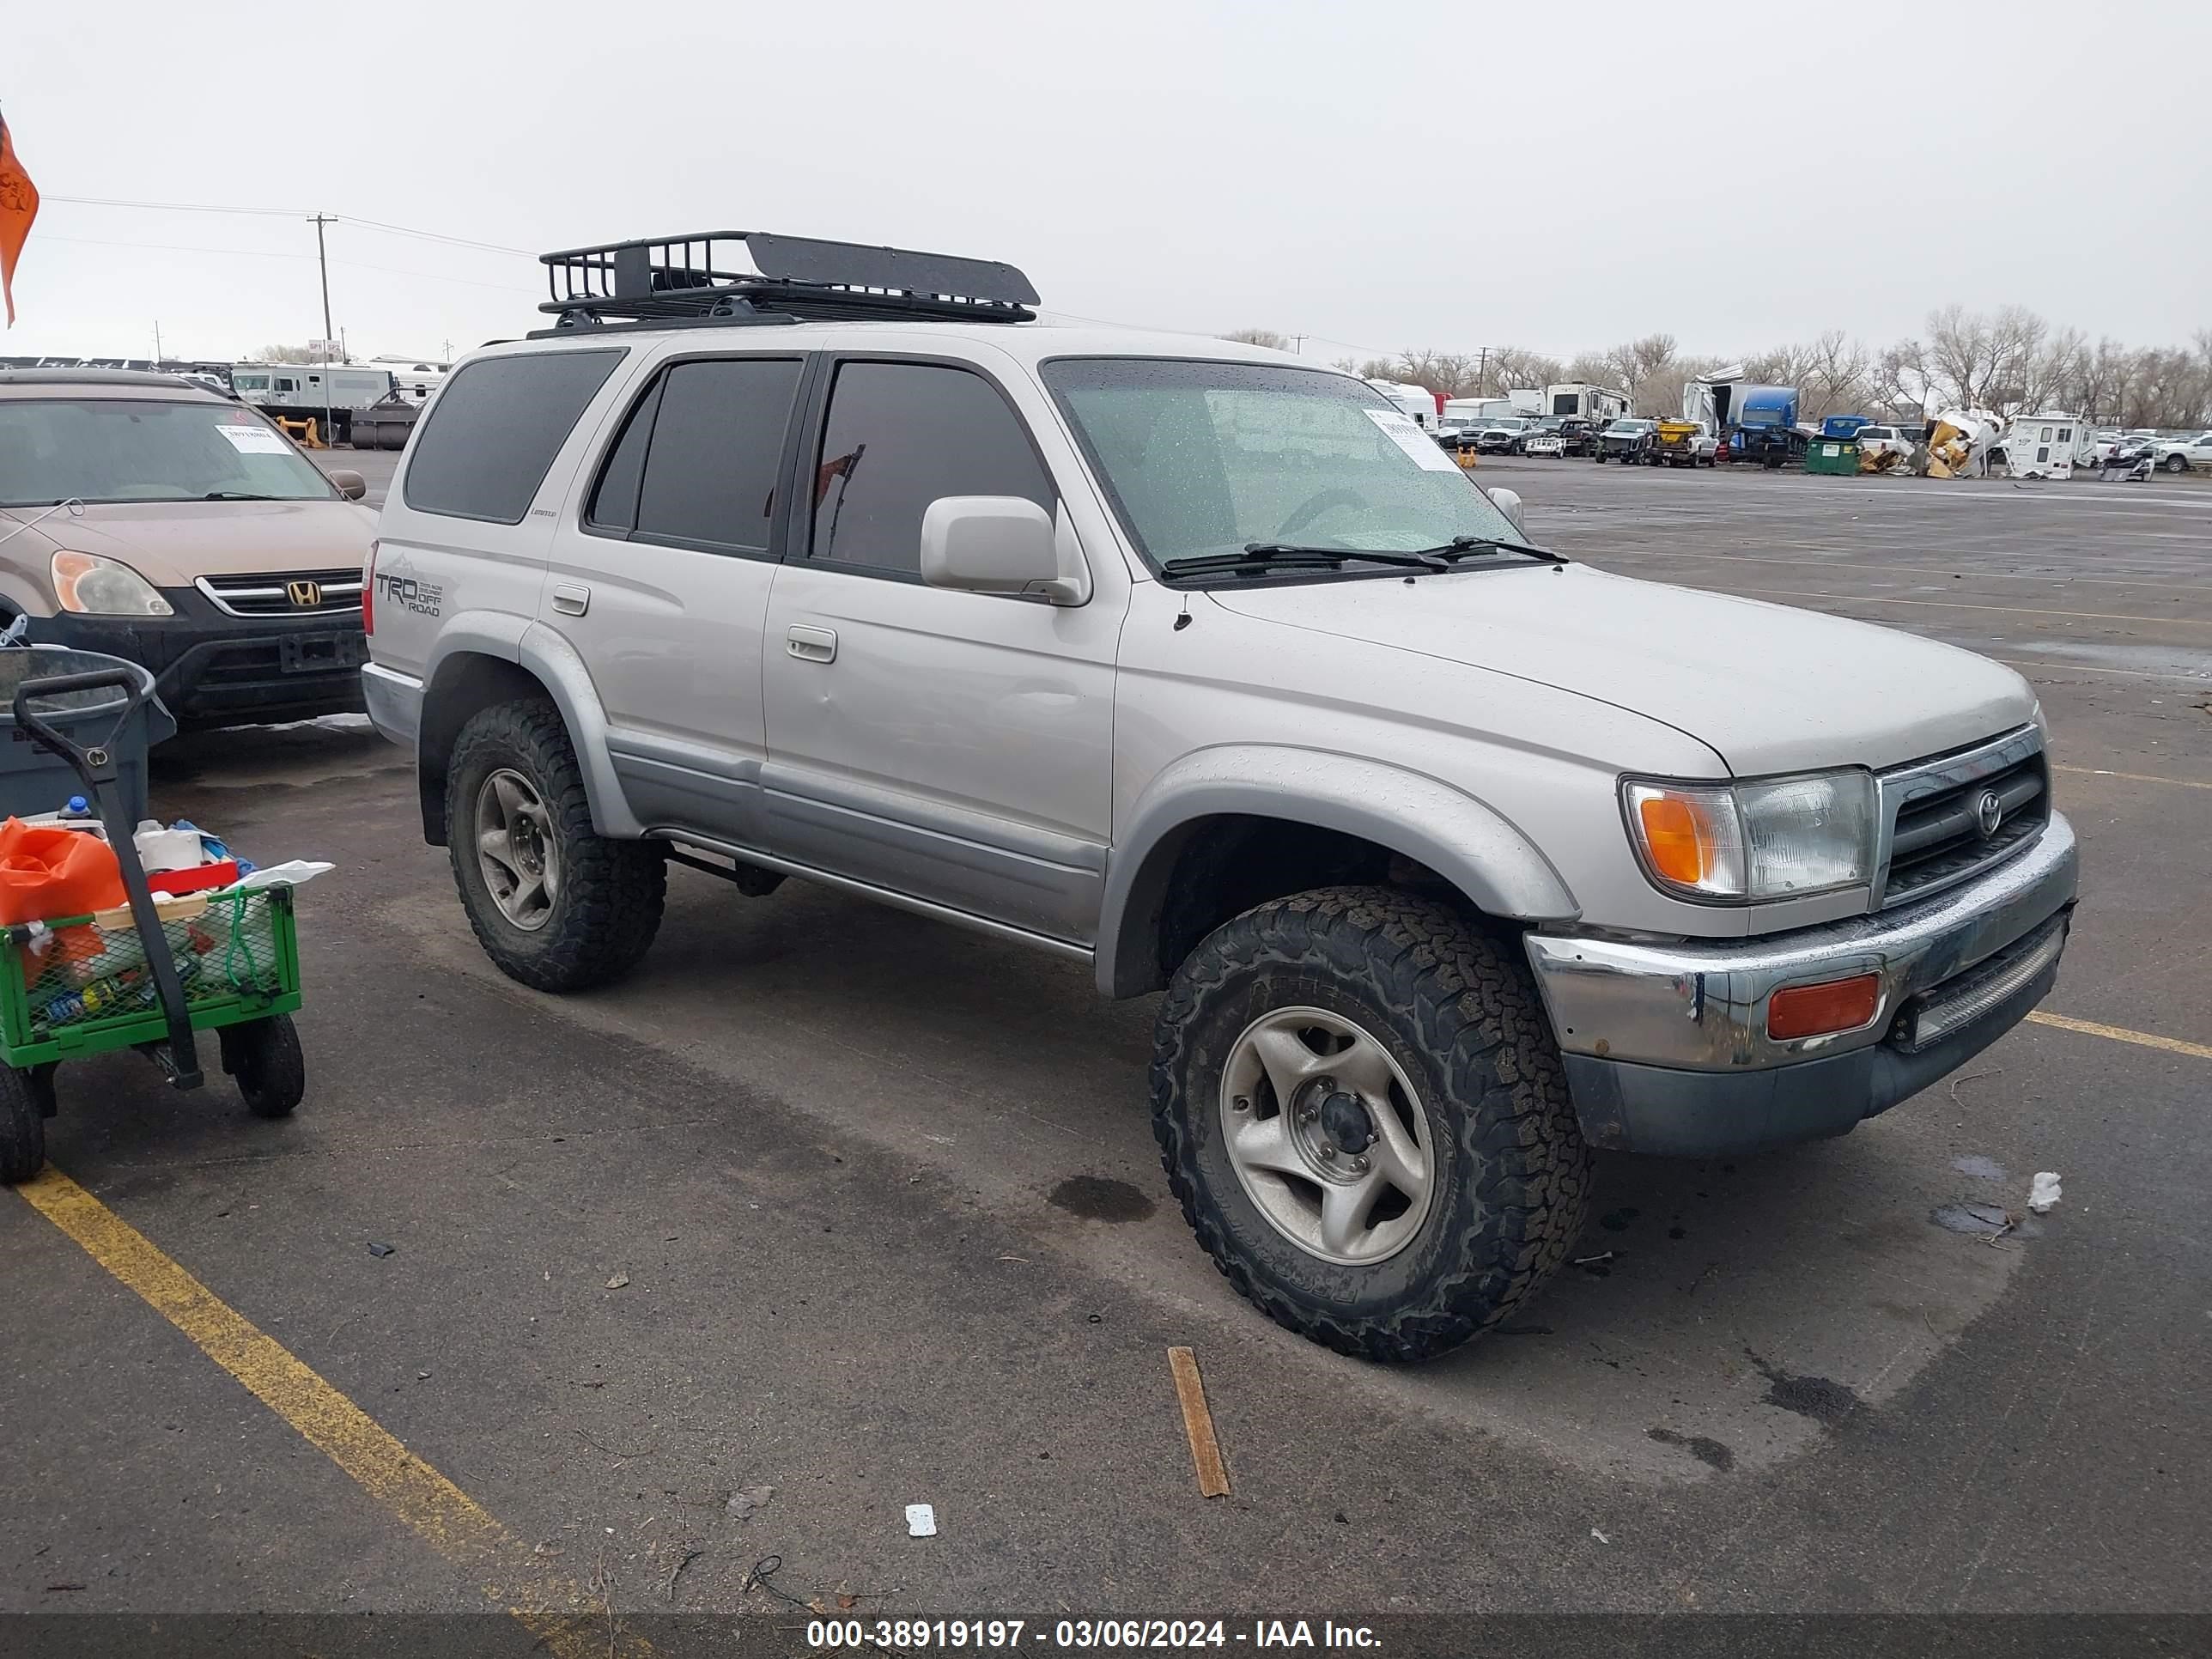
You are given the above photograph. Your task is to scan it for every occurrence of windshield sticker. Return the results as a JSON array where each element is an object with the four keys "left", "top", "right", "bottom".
[
  {"left": 1364, "top": 408, "right": 1461, "bottom": 472},
  {"left": 216, "top": 423, "right": 291, "bottom": 455}
]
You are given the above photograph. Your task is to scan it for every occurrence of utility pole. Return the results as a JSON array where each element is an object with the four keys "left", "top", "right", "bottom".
[
  {"left": 1475, "top": 345, "right": 1491, "bottom": 395},
  {"left": 1291, "top": 334, "right": 1307, "bottom": 356},
  {"left": 153, "top": 319, "right": 162, "bottom": 369},
  {"left": 309, "top": 213, "right": 336, "bottom": 447}
]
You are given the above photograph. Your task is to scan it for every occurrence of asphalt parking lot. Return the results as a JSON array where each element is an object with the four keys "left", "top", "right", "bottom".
[{"left": 4, "top": 449, "right": 2207, "bottom": 1650}]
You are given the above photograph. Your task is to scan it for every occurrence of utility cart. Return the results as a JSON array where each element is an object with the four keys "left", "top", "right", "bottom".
[{"left": 0, "top": 655, "right": 306, "bottom": 1181}]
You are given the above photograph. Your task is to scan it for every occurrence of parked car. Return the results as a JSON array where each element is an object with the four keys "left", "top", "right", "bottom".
[
  {"left": 1474, "top": 416, "right": 1528, "bottom": 454},
  {"left": 1855, "top": 423, "right": 1914, "bottom": 463},
  {"left": 1594, "top": 417, "right": 1656, "bottom": 464},
  {"left": 2153, "top": 433, "right": 2212, "bottom": 473},
  {"left": 1520, "top": 419, "right": 1567, "bottom": 458},
  {"left": 1555, "top": 416, "right": 1601, "bottom": 458},
  {"left": 367, "top": 228, "right": 2078, "bottom": 1364},
  {"left": 0, "top": 368, "right": 374, "bottom": 729}
]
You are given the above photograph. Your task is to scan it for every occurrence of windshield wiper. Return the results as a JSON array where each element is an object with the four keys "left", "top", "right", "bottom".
[
  {"left": 1163, "top": 543, "right": 1448, "bottom": 579},
  {"left": 203, "top": 490, "right": 283, "bottom": 501},
  {"left": 1415, "top": 534, "right": 1569, "bottom": 566}
]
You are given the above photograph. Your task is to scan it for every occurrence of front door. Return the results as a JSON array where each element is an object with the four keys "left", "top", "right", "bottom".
[{"left": 760, "top": 357, "right": 1117, "bottom": 945}]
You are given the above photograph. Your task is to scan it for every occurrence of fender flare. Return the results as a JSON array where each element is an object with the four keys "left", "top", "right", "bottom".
[
  {"left": 1096, "top": 747, "right": 1579, "bottom": 998},
  {"left": 419, "top": 616, "right": 643, "bottom": 840}
]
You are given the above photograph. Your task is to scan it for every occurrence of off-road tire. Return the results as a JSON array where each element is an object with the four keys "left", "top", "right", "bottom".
[
  {"left": 1151, "top": 885, "right": 1592, "bottom": 1362},
  {"left": 0, "top": 1066, "right": 46, "bottom": 1183},
  {"left": 222, "top": 1014, "right": 306, "bottom": 1119},
  {"left": 447, "top": 698, "right": 666, "bottom": 993}
]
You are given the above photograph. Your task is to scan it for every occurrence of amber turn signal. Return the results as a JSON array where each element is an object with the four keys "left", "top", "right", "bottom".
[
  {"left": 1636, "top": 793, "right": 1712, "bottom": 886},
  {"left": 1767, "top": 973, "right": 1881, "bottom": 1041}
]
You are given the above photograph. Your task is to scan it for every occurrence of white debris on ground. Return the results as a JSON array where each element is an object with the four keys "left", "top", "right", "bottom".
[
  {"left": 2029, "top": 1173, "right": 2063, "bottom": 1213},
  {"left": 905, "top": 1504, "right": 937, "bottom": 1538}
]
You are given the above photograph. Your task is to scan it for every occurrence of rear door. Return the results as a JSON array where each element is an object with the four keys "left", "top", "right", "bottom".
[
  {"left": 537, "top": 350, "right": 810, "bottom": 843},
  {"left": 758, "top": 355, "right": 1118, "bottom": 944}
]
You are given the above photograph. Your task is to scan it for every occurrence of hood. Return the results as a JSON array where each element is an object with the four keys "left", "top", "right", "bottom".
[
  {"left": 1204, "top": 562, "right": 2035, "bottom": 775},
  {"left": 0, "top": 498, "right": 377, "bottom": 589}
]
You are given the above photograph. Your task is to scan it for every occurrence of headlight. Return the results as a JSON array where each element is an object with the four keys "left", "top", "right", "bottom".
[
  {"left": 1623, "top": 769, "right": 1875, "bottom": 902},
  {"left": 51, "top": 551, "right": 173, "bottom": 617}
]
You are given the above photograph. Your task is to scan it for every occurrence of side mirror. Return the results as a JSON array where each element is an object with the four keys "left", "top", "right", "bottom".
[
  {"left": 326, "top": 468, "right": 368, "bottom": 501},
  {"left": 1486, "top": 486, "right": 1527, "bottom": 536},
  {"left": 921, "top": 496, "right": 1084, "bottom": 604}
]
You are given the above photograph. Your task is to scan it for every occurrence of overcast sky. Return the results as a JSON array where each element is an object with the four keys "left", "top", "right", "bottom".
[{"left": 8, "top": 1, "right": 2209, "bottom": 366}]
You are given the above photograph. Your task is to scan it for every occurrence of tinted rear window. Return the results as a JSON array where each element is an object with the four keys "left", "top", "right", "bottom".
[
  {"left": 636, "top": 358, "right": 803, "bottom": 550},
  {"left": 404, "top": 349, "right": 623, "bottom": 523}
]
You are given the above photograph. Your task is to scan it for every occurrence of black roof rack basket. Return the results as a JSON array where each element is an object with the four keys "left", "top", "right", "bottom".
[{"left": 538, "top": 232, "right": 1039, "bottom": 331}]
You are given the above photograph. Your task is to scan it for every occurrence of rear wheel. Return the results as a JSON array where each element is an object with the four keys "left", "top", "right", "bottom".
[
  {"left": 1150, "top": 887, "right": 1592, "bottom": 1362},
  {"left": 0, "top": 1066, "right": 46, "bottom": 1183},
  {"left": 2165, "top": 453, "right": 2190, "bottom": 473},
  {"left": 447, "top": 699, "right": 666, "bottom": 992}
]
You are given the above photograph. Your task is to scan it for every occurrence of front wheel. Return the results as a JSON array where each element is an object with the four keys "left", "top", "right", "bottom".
[
  {"left": 1150, "top": 887, "right": 1593, "bottom": 1362},
  {"left": 447, "top": 699, "right": 667, "bottom": 992},
  {"left": 222, "top": 1014, "right": 305, "bottom": 1119},
  {"left": 2165, "top": 453, "right": 2190, "bottom": 473}
]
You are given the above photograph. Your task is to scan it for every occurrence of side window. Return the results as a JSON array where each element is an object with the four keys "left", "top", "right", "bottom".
[
  {"left": 404, "top": 349, "right": 623, "bottom": 524},
  {"left": 810, "top": 362, "right": 1053, "bottom": 574},
  {"left": 634, "top": 358, "right": 803, "bottom": 551},
  {"left": 584, "top": 379, "right": 665, "bottom": 536}
]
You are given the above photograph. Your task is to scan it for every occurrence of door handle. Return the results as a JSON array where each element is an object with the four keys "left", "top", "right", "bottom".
[
  {"left": 551, "top": 583, "right": 590, "bottom": 617},
  {"left": 786, "top": 624, "right": 838, "bottom": 664}
]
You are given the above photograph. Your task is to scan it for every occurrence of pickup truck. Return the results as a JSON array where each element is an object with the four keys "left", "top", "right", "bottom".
[{"left": 363, "top": 228, "right": 2079, "bottom": 1362}]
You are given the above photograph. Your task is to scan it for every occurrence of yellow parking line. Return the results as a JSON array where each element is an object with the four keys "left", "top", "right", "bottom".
[
  {"left": 2054, "top": 764, "right": 2212, "bottom": 792},
  {"left": 13, "top": 1166, "right": 652, "bottom": 1657},
  {"left": 2027, "top": 1011, "right": 2212, "bottom": 1061}
]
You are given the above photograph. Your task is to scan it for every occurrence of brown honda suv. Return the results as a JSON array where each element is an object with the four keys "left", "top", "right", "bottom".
[{"left": 0, "top": 368, "right": 374, "bottom": 729}]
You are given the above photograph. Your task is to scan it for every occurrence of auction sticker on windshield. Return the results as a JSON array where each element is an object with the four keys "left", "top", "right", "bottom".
[
  {"left": 216, "top": 423, "right": 291, "bottom": 454},
  {"left": 1364, "top": 407, "right": 1460, "bottom": 471}
]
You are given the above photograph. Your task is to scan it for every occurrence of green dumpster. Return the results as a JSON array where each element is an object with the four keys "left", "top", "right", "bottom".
[{"left": 1805, "top": 439, "right": 1859, "bottom": 476}]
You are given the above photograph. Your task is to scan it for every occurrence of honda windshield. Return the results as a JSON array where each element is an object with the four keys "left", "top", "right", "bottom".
[
  {"left": 0, "top": 398, "right": 337, "bottom": 507},
  {"left": 1042, "top": 359, "right": 1531, "bottom": 579}
]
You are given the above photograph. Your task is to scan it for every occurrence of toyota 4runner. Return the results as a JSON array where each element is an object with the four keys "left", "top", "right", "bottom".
[{"left": 365, "top": 231, "right": 2078, "bottom": 1362}]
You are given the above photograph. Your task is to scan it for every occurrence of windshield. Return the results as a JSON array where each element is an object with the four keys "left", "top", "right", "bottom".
[
  {"left": 0, "top": 398, "right": 336, "bottom": 507},
  {"left": 1042, "top": 359, "right": 1528, "bottom": 574},
  {"left": 1606, "top": 420, "right": 1650, "bottom": 434}
]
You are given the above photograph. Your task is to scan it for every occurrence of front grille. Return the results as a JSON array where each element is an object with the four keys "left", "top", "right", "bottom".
[
  {"left": 1876, "top": 727, "right": 2048, "bottom": 908},
  {"left": 195, "top": 568, "right": 363, "bottom": 618}
]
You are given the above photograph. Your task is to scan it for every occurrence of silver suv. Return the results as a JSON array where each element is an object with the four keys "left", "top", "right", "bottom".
[{"left": 364, "top": 231, "right": 2077, "bottom": 1362}]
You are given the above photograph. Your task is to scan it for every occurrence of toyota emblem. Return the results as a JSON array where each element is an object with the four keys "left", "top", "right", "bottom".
[{"left": 1975, "top": 790, "right": 2004, "bottom": 837}]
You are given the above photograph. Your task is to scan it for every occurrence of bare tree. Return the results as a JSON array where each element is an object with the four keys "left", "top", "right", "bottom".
[
  {"left": 249, "top": 343, "right": 326, "bottom": 364},
  {"left": 1220, "top": 328, "right": 1290, "bottom": 350}
]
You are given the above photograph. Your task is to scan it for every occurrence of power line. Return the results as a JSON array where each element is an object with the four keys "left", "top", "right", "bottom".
[
  {"left": 46, "top": 194, "right": 536, "bottom": 259},
  {"left": 46, "top": 191, "right": 307, "bottom": 217},
  {"left": 40, "top": 234, "right": 538, "bottom": 293}
]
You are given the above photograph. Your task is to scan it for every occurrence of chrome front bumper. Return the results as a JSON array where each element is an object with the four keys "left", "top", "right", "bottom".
[{"left": 1524, "top": 813, "right": 2077, "bottom": 1154}]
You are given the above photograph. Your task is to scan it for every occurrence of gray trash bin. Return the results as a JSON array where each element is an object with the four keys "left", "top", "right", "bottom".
[{"left": 0, "top": 646, "right": 175, "bottom": 829}]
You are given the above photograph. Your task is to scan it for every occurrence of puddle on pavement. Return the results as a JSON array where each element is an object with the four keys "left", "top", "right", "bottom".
[
  {"left": 1951, "top": 1154, "right": 2008, "bottom": 1183},
  {"left": 1932, "top": 1200, "right": 2013, "bottom": 1235},
  {"left": 1048, "top": 1175, "right": 1156, "bottom": 1223},
  {"left": 1647, "top": 1426, "right": 1736, "bottom": 1473},
  {"left": 1747, "top": 1352, "right": 1862, "bottom": 1426}
]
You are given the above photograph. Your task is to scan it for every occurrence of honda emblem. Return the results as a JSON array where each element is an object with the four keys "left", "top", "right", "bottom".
[{"left": 288, "top": 580, "right": 323, "bottom": 608}]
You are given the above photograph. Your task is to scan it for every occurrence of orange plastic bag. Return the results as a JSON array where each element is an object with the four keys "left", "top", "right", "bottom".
[{"left": 0, "top": 818, "right": 127, "bottom": 924}]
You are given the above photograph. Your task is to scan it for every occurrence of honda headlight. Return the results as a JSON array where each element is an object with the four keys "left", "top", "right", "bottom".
[
  {"left": 1623, "top": 769, "right": 1876, "bottom": 902},
  {"left": 52, "top": 550, "right": 173, "bottom": 617}
]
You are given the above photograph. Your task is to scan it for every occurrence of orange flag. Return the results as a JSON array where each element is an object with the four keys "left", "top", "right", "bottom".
[{"left": 0, "top": 110, "right": 39, "bottom": 326}]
